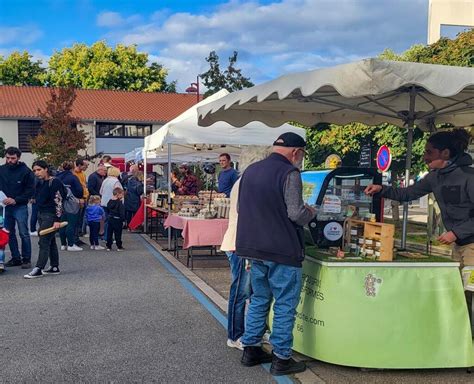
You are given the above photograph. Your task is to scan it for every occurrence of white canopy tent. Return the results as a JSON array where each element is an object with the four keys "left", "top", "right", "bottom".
[
  {"left": 125, "top": 147, "right": 140, "bottom": 163},
  {"left": 142, "top": 89, "right": 306, "bottom": 247},
  {"left": 144, "top": 89, "right": 305, "bottom": 155},
  {"left": 125, "top": 146, "right": 218, "bottom": 164},
  {"left": 197, "top": 59, "right": 474, "bottom": 248}
]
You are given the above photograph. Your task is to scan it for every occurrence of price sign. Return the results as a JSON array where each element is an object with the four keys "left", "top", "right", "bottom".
[
  {"left": 359, "top": 144, "right": 372, "bottom": 168},
  {"left": 376, "top": 145, "right": 391, "bottom": 172}
]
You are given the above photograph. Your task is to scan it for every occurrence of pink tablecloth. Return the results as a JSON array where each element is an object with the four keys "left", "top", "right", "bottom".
[{"left": 164, "top": 214, "right": 229, "bottom": 249}]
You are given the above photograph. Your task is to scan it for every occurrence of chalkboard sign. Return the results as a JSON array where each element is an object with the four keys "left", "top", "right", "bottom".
[{"left": 359, "top": 144, "right": 371, "bottom": 167}]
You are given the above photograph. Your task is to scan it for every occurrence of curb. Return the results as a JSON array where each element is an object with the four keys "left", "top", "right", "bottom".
[
  {"left": 140, "top": 234, "right": 228, "bottom": 313},
  {"left": 140, "top": 234, "right": 326, "bottom": 384}
]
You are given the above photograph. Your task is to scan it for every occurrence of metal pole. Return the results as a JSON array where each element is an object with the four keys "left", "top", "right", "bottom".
[
  {"left": 143, "top": 149, "right": 148, "bottom": 233},
  {"left": 196, "top": 75, "right": 200, "bottom": 103},
  {"left": 167, "top": 143, "right": 172, "bottom": 250},
  {"left": 401, "top": 87, "right": 416, "bottom": 250}
]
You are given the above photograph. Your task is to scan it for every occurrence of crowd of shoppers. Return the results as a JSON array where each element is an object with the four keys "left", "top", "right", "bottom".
[
  {"left": 1, "top": 127, "right": 471, "bottom": 377},
  {"left": 0, "top": 149, "right": 137, "bottom": 277}
]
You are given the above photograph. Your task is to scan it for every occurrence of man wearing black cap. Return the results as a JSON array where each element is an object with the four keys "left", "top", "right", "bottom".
[{"left": 236, "top": 132, "right": 316, "bottom": 375}]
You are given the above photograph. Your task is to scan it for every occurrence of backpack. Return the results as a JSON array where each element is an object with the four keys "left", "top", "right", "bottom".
[
  {"left": 63, "top": 185, "right": 80, "bottom": 214},
  {"left": 49, "top": 179, "right": 80, "bottom": 215}
]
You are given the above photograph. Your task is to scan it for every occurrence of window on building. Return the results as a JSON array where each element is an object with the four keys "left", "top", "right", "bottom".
[
  {"left": 18, "top": 120, "right": 42, "bottom": 152},
  {"left": 96, "top": 123, "right": 151, "bottom": 138}
]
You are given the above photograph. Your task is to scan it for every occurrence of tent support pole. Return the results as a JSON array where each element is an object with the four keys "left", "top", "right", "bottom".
[
  {"left": 144, "top": 151, "right": 148, "bottom": 233},
  {"left": 401, "top": 87, "right": 416, "bottom": 250},
  {"left": 167, "top": 143, "right": 172, "bottom": 250}
]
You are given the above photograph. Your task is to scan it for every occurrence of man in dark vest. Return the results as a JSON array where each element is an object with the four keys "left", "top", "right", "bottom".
[{"left": 237, "top": 132, "right": 316, "bottom": 376}]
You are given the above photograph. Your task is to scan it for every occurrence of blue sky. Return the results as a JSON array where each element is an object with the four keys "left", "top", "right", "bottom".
[{"left": 0, "top": 0, "right": 467, "bottom": 91}]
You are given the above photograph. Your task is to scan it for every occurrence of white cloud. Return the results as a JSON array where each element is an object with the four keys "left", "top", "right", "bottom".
[
  {"left": 97, "top": 11, "right": 124, "bottom": 27},
  {"left": 0, "top": 26, "right": 43, "bottom": 45},
  {"left": 100, "top": 0, "right": 428, "bottom": 91},
  {"left": 97, "top": 11, "right": 142, "bottom": 28}
]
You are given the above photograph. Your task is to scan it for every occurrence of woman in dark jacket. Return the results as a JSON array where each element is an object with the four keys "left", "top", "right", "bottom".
[
  {"left": 24, "top": 160, "right": 65, "bottom": 279},
  {"left": 124, "top": 169, "right": 144, "bottom": 225},
  {"left": 57, "top": 161, "right": 84, "bottom": 251},
  {"left": 365, "top": 129, "right": 473, "bottom": 265}
]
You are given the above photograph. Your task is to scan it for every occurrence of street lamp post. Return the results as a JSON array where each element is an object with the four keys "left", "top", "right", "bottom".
[{"left": 185, "top": 75, "right": 200, "bottom": 103}]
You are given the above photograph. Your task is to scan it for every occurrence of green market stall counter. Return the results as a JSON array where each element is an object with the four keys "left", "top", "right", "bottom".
[{"left": 289, "top": 249, "right": 474, "bottom": 369}]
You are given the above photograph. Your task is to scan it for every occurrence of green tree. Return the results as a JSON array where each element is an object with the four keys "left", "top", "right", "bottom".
[
  {"left": 30, "top": 87, "right": 89, "bottom": 167},
  {"left": 200, "top": 51, "right": 254, "bottom": 97},
  {"left": 305, "top": 123, "right": 427, "bottom": 174},
  {"left": 46, "top": 41, "right": 175, "bottom": 92},
  {"left": 305, "top": 29, "right": 473, "bottom": 171},
  {"left": 0, "top": 51, "right": 46, "bottom": 86},
  {"left": 379, "top": 28, "right": 473, "bottom": 66}
]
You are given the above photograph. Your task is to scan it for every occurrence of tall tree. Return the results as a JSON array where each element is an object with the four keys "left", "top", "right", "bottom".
[
  {"left": 0, "top": 51, "right": 46, "bottom": 86},
  {"left": 305, "top": 123, "right": 427, "bottom": 175},
  {"left": 379, "top": 29, "right": 473, "bottom": 66},
  {"left": 46, "top": 41, "right": 175, "bottom": 92},
  {"left": 200, "top": 51, "right": 254, "bottom": 97},
  {"left": 30, "top": 87, "right": 89, "bottom": 167}
]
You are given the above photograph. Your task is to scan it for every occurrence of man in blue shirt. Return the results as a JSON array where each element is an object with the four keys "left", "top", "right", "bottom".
[{"left": 218, "top": 153, "right": 239, "bottom": 197}]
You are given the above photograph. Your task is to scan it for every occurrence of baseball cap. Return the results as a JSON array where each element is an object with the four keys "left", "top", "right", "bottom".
[{"left": 273, "top": 132, "right": 306, "bottom": 148}]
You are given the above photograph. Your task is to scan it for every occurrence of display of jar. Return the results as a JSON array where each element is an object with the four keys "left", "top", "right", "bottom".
[{"left": 350, "top": 243, "right": 358, "bottom": 253}]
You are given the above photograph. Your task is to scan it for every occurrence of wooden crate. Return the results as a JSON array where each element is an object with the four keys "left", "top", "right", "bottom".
[{"left": 344, "top": 219, "right": 395, "bottom": 261}]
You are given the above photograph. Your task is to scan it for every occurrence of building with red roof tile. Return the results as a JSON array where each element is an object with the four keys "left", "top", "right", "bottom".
[{"left": 0, "top": 85, "right": 200, "bottom": 166}]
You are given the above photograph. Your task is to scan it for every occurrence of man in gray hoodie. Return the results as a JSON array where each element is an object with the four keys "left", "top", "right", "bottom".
[{"left": 365, "top": 129, "right": 473, "bottom": 264}]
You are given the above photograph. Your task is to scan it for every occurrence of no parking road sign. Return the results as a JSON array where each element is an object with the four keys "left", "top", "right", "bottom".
[{"left": 376, "top": 145, "right": 391, "bottom": 172}]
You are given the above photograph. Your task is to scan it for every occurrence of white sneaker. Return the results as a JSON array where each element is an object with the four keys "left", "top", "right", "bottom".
[
  {"left": 94, "top": 245, "right": 105, "bottom": 250},
  {"left": 30, "top": 231, "right": 38, "bottom": 236},
  {"left": 67, "top": 245, "right": 83, "bottom": 252},
  {"left": 83, "top": 233, "right": 89, "bottom": 238},
  {"left": 24, "top": 267, "right": 43, "bottom": 279},
  {"left": 227, "top": 338, "right": 244, "bottom": 350},
  {"left": 90, "top": 245, "right": 95, "bottom": 250},
  {"left": 60, "top": 245, "right": 67, "bottom": 251},
  {"left": 0, "top": 263, "right": 5, "bottom": 273}
]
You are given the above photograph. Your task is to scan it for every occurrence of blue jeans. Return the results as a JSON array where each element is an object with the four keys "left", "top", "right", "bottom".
[
  {"left": 4, "top": 205, "right": 31, "bottom": 262},
  {"left": 226, "top": 252, "right": 251, "bottom": 341},
  {"left": 0, "top": 248, "right": 4, "bottom": 263},
  {"left": 241, "top": 260, "right": 302, "bottom": 359},
  {"left": 59, "top": 212, "right": 79, "bottom": 247},
  {"left": 89, "top": 222, "right": 100, "bottom": 246}
]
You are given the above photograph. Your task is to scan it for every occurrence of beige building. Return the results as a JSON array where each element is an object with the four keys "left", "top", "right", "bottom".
[{"left": 428, "top": 0, "right": 474, "bottom": 43}]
